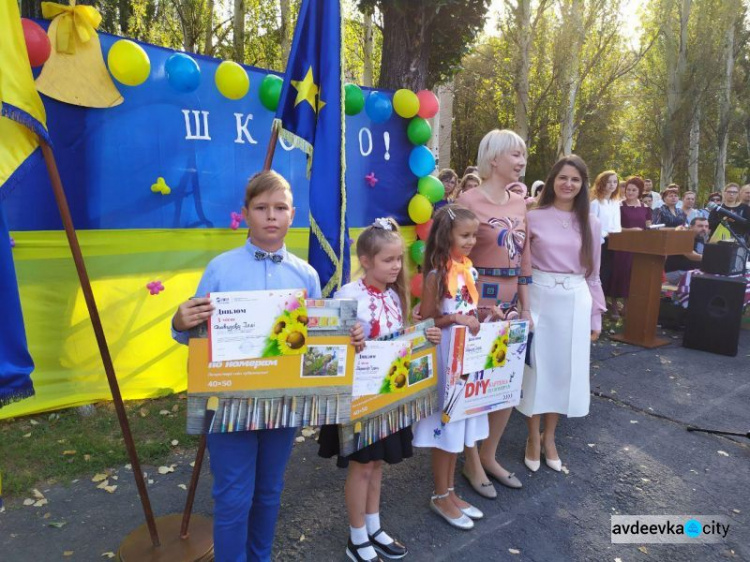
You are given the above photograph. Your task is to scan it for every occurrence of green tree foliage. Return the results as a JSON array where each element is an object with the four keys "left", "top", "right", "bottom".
[{"left": 451, "top": 0, "right": 750, "bottom": 196}]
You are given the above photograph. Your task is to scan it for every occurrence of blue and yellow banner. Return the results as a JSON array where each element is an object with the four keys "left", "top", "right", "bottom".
[{"left": 0, "top": 21, "right": 419, "bottom": 419}]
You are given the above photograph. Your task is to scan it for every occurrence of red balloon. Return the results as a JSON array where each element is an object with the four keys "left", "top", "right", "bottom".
[
  {"left": 416, "top": 90, "right": 439, "bottom": 119},
  {"left": 415, "top": 219, "right": 433, "bottom": 241},
  {"left": 22, "top": 19, "right": 51, "bottom": 68},
  {"left": 410, "top": 273, "right": 424, "bottom": 298}
]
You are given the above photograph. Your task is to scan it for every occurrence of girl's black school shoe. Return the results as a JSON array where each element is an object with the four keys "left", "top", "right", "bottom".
[
  {"left": 369, "top": 529, "right": 408, "bottom": 559},
  {"left": 346, "top": 538, "right": 383, "bottom": 562}
]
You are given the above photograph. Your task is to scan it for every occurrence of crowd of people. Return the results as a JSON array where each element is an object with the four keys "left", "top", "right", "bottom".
[
  {"left": 169, "top": 129, "right": 748, "bottom": 562},
  {"left": 438, "top": 165, "right": 750, "bottom": 320}
]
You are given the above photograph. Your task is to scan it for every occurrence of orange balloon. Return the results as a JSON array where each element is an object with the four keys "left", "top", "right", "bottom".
[
  {"left": 410, "top": 273, "right": 424, "bottom": 298},
  {"left": 415, "top": 219, "right": 433, "bottom": 240}
]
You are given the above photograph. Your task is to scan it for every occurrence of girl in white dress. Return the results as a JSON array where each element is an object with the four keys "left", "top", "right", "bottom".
[{"left": 413, "top": 205, "right": 489, "bottom": 530}]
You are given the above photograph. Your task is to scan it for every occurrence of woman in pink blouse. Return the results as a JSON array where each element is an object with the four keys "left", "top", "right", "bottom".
[
  {"left": 456, "top": 129, "right": 532, "bottom": 497},
  {"left": 517, "top": 155, "right": 605, "bottom": 473}
]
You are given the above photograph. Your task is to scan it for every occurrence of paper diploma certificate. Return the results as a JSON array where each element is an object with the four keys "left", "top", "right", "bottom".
[
  {"left": 208, "top": 289, "right": 308, "bottom": 362},
  {"left": 352, "top": 340, "right": 411, "bottom": 397}
]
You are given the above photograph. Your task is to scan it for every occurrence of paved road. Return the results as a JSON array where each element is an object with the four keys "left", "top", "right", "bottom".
[{"left": 2, "top": 329, "right": 748, "bottom": 561}]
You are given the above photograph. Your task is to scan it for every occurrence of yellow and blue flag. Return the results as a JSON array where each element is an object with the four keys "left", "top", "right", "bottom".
[
  {"left": 0, "top": 0, "right": 48, "bottom": 406},
  {"left": 275, "top": 0, "right": 349, "bottom": 296}
]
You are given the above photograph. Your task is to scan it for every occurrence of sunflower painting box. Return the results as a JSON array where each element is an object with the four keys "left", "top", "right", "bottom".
[
  {"left": 187, "top": 290, "right": 358, "bottom": 434},
  {"left": 338, "top": 320, "right": 439, "bottom": 457},
  {"left": 442, "top": 320, "right": 529, "bottom": 424}
]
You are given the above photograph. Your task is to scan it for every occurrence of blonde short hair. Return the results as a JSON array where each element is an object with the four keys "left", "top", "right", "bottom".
[
  {"left": 477, "top": 129, "right": 526, "bottom": 180},
  {"left": 243, "top": 170, "right": 293, "bottom": 208}
]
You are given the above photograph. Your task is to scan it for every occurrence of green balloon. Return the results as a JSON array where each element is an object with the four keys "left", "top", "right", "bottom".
[
  {"left": 259, "top": 74, "right": 283, "bottom": 111},
  {"left": 417, "top": 175, "right": 445, "bottom": 203},
  {"left": 344, "top": 83, "right": 365, "bottom": 115},
  {"left": 409, "top": 240, "right": 426, "bottom": 266},
  {"left": 407, "top": 117, "right": 432, "bottom": 145}
]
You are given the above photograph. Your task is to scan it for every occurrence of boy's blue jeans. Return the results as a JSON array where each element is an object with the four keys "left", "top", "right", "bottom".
[{"left": 207, "top": 427, "right": 296, "bottom": 562}]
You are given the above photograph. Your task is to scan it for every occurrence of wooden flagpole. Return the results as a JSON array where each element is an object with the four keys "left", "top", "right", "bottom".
[
  {"left": 40, "top": 141, "right": 214, "bottom": 560},
  {"left": 38, "top": 141, "right": 161, "bottom": 547}
]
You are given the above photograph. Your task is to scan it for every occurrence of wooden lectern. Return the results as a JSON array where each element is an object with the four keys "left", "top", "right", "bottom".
[{"left": 608, "top": 229, "right": 695, "bottom": 348}]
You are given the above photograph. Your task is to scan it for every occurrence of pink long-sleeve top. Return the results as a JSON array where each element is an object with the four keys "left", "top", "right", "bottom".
[{"left": 527, "top": 206, "right": 606, "bottom": 332}]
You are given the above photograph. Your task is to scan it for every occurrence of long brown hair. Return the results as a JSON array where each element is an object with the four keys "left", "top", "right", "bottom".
[
  {"left": 423, "top": 204, "right": 478, "bottom": 311},
  {"left": 591, "top": 170, "right": 618, "bottom": 201},
  {"left": 356, "top": 217, "right": 409, "bottom": 321},
  {"left": 537, "top": 155, "right": 595, "bottom": 276}
]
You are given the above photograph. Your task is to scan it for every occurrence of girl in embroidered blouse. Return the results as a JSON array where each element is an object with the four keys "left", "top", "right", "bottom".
[
  {"left": 318, "top": 218, "right": 441, "bottom": 562},
  {"left": 412, "top": 205, "right": 488, "bottom": 530}
]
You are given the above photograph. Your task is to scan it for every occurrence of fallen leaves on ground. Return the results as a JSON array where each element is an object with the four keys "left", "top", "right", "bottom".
[{"left": 158, "top": 464, "right": 176, "bottom": 475}]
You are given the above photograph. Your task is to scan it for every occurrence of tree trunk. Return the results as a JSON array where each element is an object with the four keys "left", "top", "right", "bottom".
[
  {"left": 21, "top": 0, "right": 42, "bottom": 18},
  {"left": 377, "top": 2, "right": 435, "bottom": 90},
  {"left": 557, "top": 0, "right": 584, "bottom": 157},
  {"left": 280, "top": 0, "right": 293, "bottom": 64},
  {"left": 512, "top": 0, "right": 532, "bottom": 144},
  {"left": 660, "top": 0, "right": 691, "bottom": 189},
  {"left": 714, "top": 12, "right": 736, "bottom": 191},
  {"left": 688, "top": 107, "right": 700, "bottom": 193},
  {"left": 437, "top": 82, "right": 455, "bottom": 169},
  {"left": 233, "top": 0, "right": 245, "bottom": 63},
  {"left": 362, "top": 10, "right": 374, "bottom": 87},
  {"left": 118, "top": 0, "right": 131, "bottom": 35},
  {"left": 203, "top": 0, "right": 215, "bottom": 56}
]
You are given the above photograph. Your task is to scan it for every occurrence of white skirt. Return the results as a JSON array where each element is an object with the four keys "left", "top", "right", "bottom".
[{"left": 516, "top": 269, "right": 592, "bottom": 418}]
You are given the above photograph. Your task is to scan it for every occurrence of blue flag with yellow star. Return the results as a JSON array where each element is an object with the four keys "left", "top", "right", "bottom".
[{"left": 275, "top": 0, "right": 349, "bottom": 296}]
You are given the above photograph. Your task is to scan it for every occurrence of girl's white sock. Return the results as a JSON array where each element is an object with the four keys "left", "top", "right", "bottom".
[
  {"left": 365, "top": 512, "right": 394, "bottom": 545},
  {"left": 350, "top": 525, "right": 376, "bottom": 559}
]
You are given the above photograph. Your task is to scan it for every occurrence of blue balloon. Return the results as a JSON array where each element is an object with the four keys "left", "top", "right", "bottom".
[
  {"left": 165, "top": 52, "right": 201, "bottom": 93},
  {"left": 409, "top": 145, "right": 436, "bottom": 178},
  {"left": 365, "top": 91, "right": 393, "bottom": 124}
]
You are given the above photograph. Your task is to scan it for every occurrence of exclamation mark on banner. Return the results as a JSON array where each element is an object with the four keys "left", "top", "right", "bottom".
[{"left": 384, "top": 132, "right": 390, "bottom": 161}]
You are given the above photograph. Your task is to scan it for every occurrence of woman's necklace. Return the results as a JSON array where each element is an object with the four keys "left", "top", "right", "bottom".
[
  {"left": 552, "top": 206, "right": 573, "bottom": 229},
  {"left": 481, "top": 185, "right": 509, "bottom": 206}
]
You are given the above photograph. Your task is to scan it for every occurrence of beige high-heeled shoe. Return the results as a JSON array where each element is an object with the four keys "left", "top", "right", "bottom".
[
  {"left": 542, "top": 444, "right": 562, "bottom": 472},
  {"left": 524, "top": 439, "right": 540, "bottom": 472}
]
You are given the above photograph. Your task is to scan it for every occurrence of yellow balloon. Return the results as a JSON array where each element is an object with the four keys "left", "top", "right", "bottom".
[
  {"left": 408, "top": 194, "right": 433, "bottom": 224},
  {"left": 393, "top": 89, "right": 420, "bottom": 119},
  {"left": 215, "top": 61, "right": 250, "bottom": 100},
  {"left": 107, "top": 40, "right": 150, "bottom": 87}
]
